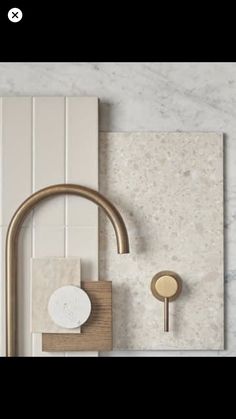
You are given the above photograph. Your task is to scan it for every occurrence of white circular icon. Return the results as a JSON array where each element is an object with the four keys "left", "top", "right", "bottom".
[
  {"left": 48, "top": 285, "right": 91, "bottom": 329},
  {"left": 8, "top": 8, "right": 23, "bottom": 23}
]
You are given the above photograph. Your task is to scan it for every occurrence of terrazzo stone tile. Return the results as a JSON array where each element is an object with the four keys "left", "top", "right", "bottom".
[{"left": 99, "top": 132, "right": 224, "bottom": 350}]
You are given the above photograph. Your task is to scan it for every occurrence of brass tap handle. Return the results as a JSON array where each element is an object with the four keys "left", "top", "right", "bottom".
[
  {"left": 150, "top": 271, "right": 182, "bottom": 332},
  {"left": 164, "top": 297, "right": 169, "bottom": 332}
]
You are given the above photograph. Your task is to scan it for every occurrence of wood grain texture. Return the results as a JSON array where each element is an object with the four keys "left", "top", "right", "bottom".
[{"left": 42, "top": 281, "right": 112, "bottom": 351}]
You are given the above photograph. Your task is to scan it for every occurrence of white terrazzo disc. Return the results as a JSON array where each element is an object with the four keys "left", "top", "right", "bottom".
[{"left": 48, "top": 285, "right": 91, "bottom": 329}]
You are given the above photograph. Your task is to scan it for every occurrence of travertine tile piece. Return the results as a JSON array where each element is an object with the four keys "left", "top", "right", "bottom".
[
  {"left": 31, "top": 258, "right": 81, "bottom": 333},
  {"left": 99, "top": 132, "right": 224, "bottom": 350}
]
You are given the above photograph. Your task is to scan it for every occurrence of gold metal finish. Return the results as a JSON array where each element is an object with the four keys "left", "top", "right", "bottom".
[
  {"left": 6, "top": 183, "right": 130, "bottom": 357},
  {"left": 164, "top": 298, "right": 169, "bottom": 332},
  {"left": 151, "top": 271, "right": 182, "bottom": 332}
]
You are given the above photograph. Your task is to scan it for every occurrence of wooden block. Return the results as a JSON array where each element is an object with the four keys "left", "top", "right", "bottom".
[{"left": 42, "top": 281, "right": 112, "bottom": 351}]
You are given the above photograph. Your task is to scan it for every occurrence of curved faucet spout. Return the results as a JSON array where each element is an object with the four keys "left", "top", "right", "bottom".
[{"left": 6, "top": 183, "right": 130, "bottom": 356}]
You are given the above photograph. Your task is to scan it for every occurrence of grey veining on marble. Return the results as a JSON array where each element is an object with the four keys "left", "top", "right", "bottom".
[
  {"left": 0, "top": 62, "right": 235, "bottom": 355},
  {"left": 99, "top": 132, "right": 223, "bottom": 350}
]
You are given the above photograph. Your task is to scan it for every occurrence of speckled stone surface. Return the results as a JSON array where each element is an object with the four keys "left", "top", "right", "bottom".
[
  {"left": 31, "top": 258, "right": 81, "bottom": 333},
  {"left": 99, "top": 132, "right": 224, "bottom": 350}
]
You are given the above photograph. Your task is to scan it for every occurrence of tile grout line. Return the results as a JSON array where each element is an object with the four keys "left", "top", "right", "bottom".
[
  {"left": 64, "top": 97, "right": 68, "bottom": 259},
  {"left": 97, "top": 100, "right": 100, "bottom": 357},
  {"left": 65, "top": 98, "right": 69, "bottom": 357},
  {"left": 31, "top": 97, "right": 36, "bottom": 257},
  {"left": 0, "top": 98, "right": 2, "bottom": 227},
  {"left": 30, "top": 97, "right": 36, "bottom": 356},
  {"left": 32, "top": 97, "right": 36, "bottom": 245},
  {"left": 0, "top": 97, "right": 5, "bottom": 356}
]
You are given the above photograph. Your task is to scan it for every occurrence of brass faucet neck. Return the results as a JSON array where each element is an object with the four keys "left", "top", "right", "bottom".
[{"left": 6, "top": 183, "right": 129, "bottom": 356}]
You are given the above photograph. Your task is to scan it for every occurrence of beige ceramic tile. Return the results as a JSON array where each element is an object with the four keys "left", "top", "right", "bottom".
[
  {"left": 1, "top": 97, "right": 32, "bottom": 227},
  {"left": 66, "top": 227, "right": 98, "bottom": 281},
  {"left": 17, "top": 227, "right": 32, "bottom": 356},
  {"left": 33, "top": 227, "right": 65, "bottom": 257},
  {"left": 66, "top": 97, "right": 98, "bottom": 227},
  {"left": 0, "top": 227, "right": 6, "bottom": 356},
  {"left": 33, "top": 97, "right": 65, "bottom": 226}
]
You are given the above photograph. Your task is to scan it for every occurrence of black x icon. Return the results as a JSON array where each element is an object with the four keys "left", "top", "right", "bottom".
[{"left": 12, "top": 11, "right": 19, "bottom": 19}]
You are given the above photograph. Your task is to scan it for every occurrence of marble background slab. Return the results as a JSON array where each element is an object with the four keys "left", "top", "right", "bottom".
[
  {"left": 0, "top": 63, "right": 235, "bottom": 356},
  {"left": 100, "top": 132, "right": 223, "bottom": 350}
]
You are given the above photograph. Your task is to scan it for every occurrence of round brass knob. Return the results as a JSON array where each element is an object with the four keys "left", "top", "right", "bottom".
[
  {"left": 150, "top": 271, "right": 182, "bottom": 332},
  {"left": 151, "top": 271, "right": 182, "bottom": 301}
]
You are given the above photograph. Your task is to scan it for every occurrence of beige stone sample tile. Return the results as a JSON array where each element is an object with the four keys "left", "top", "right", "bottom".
[
  {"left": 99, "top": 132, "right": 224, "bottom": 350},
  {"left": 31, "top": 258, "right": 82, "bottom": 333}
]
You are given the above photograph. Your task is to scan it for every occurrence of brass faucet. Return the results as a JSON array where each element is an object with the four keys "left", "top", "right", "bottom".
[{"left": 6, "top": 184, "right": 129, "bottom": 356}]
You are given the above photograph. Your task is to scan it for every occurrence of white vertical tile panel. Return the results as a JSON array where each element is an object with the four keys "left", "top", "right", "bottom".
[
  {"left": 32, "top": 227, "right": 65, "bottom": 357},
  {"left": 0, "top": 97, "right": 2, "bottom": 226},
  {"left": 1, "top": 97, "right": 32, "bottom": 226},
  {"left": 0, "top": 96, "right": 99, "bottom": 357},
  {"left": 1, "top": 97, "right": 32, "bottom": 356},
  {"left": 0, "top": 228, "right": 5, "bottom": 355},
  {"left": 33, "top": 97, "right": 65, "bottom": 226},
  {"left": 0, "top": 98, "right": 4, "bottom": 355},
  {"left": 66, "top": 227, "right": 98, "bottom": 281},
  {"left": 32, "top": 97, "right": 66, "bottom": 356},
  {"left": 17, "top": 227, "right": 32, "bottom": 356},
  {"left": 0, "top": 227, "right": 32, "bottom": 356},
  {"left": 66, "top": 97, "right": 98, "bottom": 227},
  {"left": 65, "top": 97, "right": 98, "bottom": 357}
]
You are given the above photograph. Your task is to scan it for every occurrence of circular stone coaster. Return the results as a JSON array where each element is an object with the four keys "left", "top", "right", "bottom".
[{"left": 48, "top": 285, "right": 91, "bottom": 329}]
